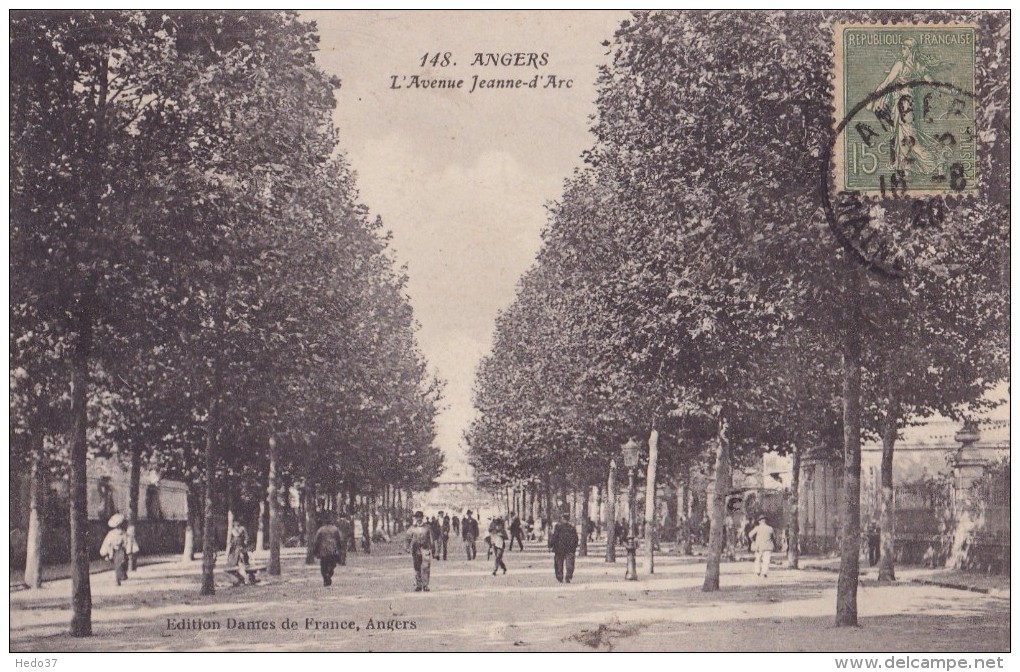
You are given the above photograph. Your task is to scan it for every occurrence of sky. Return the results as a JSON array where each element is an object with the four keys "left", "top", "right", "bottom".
[{"left": 306, "top": 11, "right": 630, "bottom": 477}]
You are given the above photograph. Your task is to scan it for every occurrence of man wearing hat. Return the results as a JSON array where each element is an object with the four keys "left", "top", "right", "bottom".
[
  {"left": 405, "top": 511, "right": 435, "bottom": 592},
  {"left": 548, "top": 512, "right": 579, "bottom": 583},
  {"left": 462, "top": 510, "right": 479, "bottom": 560},
  {"left": 100, "top": 514, "right": 138, "bottom": 586},
  {"left": 748, "top": 514, "right": 776, "bottom": 578}
]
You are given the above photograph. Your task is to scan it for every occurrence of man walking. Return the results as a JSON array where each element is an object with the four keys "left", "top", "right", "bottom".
[
  {"left": 462, "top": 510, "right": 479, "bottom": 560},
  {"left": 509, "top": 512, "right": 525, "bottom": 551},
  {"left": 429, "top": 515, "right": 442, "bottom": 559},
  {"left": 866, "top": 521, "right": 881, "bottom": 566},
  {"left": 548, "top": 512, "right": 579, "bottom": 583},
  {"left": 405, "top": 511, "right": 434, "bottom": 592},
  {"left": 335, "top": 512, "right": 353, "bottom": 566},
  {"left": 313, "top": 515, "right": 344, "bottom": 587},
  {"left": 490, "top": 517, "right": 508, "bottom": 575},
  {"left": 441, "top": 513, "right": 451, "bottom": 560},
  {"left": 749, "top": 515, "right": 776, "bottom": 578}
]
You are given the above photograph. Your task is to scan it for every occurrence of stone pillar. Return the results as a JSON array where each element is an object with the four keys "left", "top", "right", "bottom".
[{"left": 948, "top": 422, "right": 985, "bottom": 569}]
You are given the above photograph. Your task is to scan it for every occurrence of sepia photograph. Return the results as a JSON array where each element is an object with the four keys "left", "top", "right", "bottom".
[{"left": 8, "top": 9, "right": 1011, "bottom": 658}]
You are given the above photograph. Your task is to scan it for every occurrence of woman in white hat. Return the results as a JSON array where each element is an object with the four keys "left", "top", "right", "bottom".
[{"left": 100, "top": 514, "right": 138, "bottom": 586}]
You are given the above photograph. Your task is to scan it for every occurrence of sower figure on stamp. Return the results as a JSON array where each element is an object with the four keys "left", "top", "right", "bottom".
[
  {"left": 548, "top": 512, "right": 579, "bottom": 583},
  {"left": 866, "top": 38, "right": 943, "bottom": 178},
  {"left": 405, "top": 510, "right": 434, "bottom": 592},
  {"left": 749, "top": 515, "right": 776, "bottom": 578},
  {"left": 313, "top": 514, "right": 344, "bottom": 587},
  {"left": 462, "top": 509, "right": 479, "bottom": 560}
]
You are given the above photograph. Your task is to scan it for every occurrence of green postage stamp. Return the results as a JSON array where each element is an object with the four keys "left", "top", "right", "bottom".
[{"left": 833, "top": 24, "right": 978, "bottom": 196}]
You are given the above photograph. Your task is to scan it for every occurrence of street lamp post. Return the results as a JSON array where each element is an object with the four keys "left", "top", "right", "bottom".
[{"left": 622, "top": 437, "right": 641, "bottom": 581}]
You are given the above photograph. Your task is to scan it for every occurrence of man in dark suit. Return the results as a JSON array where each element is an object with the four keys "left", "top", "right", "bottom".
[
  {"left": 462, "top": 510, "right": 479, "bottom": 560},
  {"left": 548, "top": 512, "right": 579, "bottom": 583},
  {"left": 441, "top": 513, "right": 451, "bottom": 560},
  {"left": 335, "top": 513, "right": 353, "bottom": 566},
  {"left": 509, "top": 513, "right": 524, "bottom": 551},
  {"left": 313, "top": 515, "right": 344, "bottom": 587}
]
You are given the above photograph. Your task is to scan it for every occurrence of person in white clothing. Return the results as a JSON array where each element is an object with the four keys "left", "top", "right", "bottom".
[{"left": 748, "top": 515, "right": 775, "bottom": 578}]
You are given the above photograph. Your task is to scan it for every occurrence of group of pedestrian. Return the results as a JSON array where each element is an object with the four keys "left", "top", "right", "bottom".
[
  {"left": 100, "top": 499, "right": 777, "bottom": 596},
  {"left": 428, "top": 512, "right": 451, "bottom": 561},
  {"left": 400, "top": 507, "right": 584, "bottom": 591}
]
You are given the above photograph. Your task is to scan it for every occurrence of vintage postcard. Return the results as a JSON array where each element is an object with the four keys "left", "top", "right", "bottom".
[{"left": 9, "top": 10, "right": 1010, "bottom": 659}]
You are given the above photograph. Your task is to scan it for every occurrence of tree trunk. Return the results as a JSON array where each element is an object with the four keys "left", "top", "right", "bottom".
[
  {"left": 788, "top": 443, "right": 801, "bottom": 569},
  {"left": 878, "top": 386, "right": 899, "bottom": 582},
  {"left": 371, "top": 492, "right": 379, "bottom": 534},
  {"left": 183, "top": 483, "right": 199, "bottom": 561},
  {"left": 200, "top": 293, "right": 225, "bottom": 596},
  {"left": 644, "top": 428, "right": 660, "bottom": 574},
  {"left": 703, "top": 410, "right": 732, "bottom": 592},
  {"left": 24, "top": 432, "right": 46, "bottom": 589},
  {"left": 544, "top": 476, "right": 553, "bottom": 526},
  {"left": 595, "top": 484, "right": 603, "bottom": 540},
  {"left": 664, "top": 480, "right": 678, "bottom": 546},
  {"left": 282, "top": 472, "right": 294, "bottom": 535},
  {"left": 579, "top": 486, "right": 589, "bottom": 557},
  {"left": 128, "top": 444, "right": 142, "bottom": 571},
  {"left": 605, "top": 460, "right": 617, "bottom": 563},
  {"left": 199, "top": 392, "right": 220, "bottom": 596},
  {"left": 68, "top": 51, "right": 110, "bottom": 634},
  {"left": 683, "top": 470, "right": 694, "bottom": 555},
  {"left": 224, "top": 478, "right": 234, "bottom": 553},
  {"left": 69, "top": 303, "right": 93, "bottom": 636},
  {"left": 671, "top": 477, "right": 684, "bottom": 554},
  {"left": 256, "top": 495, "right": 268, "bottom": 552},
  {"left": 361, "top": 497, "right": 371, "bottom": 554},
  {"left": 268, "top": 435, "right": 282, "bottom": 575},
  {"left": 836, "top": 295, "right": 863, "bottom": 626},
  {"left": 304, "top": 480, "right": 317, "bottom": 565}
]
